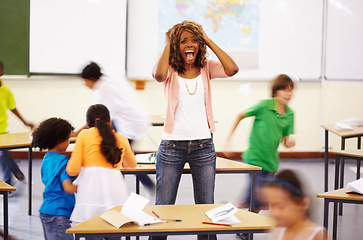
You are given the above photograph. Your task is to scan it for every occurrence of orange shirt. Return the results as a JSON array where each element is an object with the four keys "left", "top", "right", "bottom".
[{"left": 67, "top": 127, "right": 136, "bottom": 176}]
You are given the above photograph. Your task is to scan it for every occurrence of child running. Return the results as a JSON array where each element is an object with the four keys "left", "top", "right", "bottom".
[
  {"left": 66, "top": 104, "right": 137, "bottom": 223},
  {"left": 32, "top": 117, "right": 77, "bottom": 240},
  {"left": 225, "top": 74, "right": 295, "bottom": 213}
]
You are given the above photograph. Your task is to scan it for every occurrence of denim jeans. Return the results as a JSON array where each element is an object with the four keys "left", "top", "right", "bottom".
[
  {"left": 0, "top": 150, "right": 25, "bottom": 185},
  {"left": 150, "top": 138, "right": 217, "bottom": 240},
  {"left": 155, "top": 138, "right": 216, "bottom": 205},
  {"left": 40, "top": 213, "right": 73, "bottom": 240},
  {"left": 244, "top": 170, "right": 275, "bottom": 211}
]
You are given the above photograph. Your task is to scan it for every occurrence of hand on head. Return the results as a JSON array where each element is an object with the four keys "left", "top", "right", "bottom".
[
  {"left": 197, "top": 24, "right": 209, "bottom": 42},
  {"left": 165, "top": 32, "right": 170, "bottom": 45}
]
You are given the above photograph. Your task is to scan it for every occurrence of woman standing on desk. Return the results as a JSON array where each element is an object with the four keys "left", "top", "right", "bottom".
[{"left": 151, "top": 20, "right": 238, "bottom": 240}]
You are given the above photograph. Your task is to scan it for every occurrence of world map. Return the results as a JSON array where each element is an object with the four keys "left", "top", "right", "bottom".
[{"left": 158, "top": 0, "right": 260, "bottom": 53}]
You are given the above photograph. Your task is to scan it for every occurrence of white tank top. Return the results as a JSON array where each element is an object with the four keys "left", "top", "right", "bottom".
[
  {"left": 162, "top": 75, "right": 211, "bottom": 140},
  {"left": 276, "top": 226, "right": 324, "bottom": 240}
]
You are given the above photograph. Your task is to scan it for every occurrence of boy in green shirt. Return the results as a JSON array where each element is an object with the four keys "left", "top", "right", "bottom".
[
  {"left": 0, "top": 60, "right": 34, "bottom": 186},
  {"left": 225, "top": 74, "right": 295, "bottom": 213}
]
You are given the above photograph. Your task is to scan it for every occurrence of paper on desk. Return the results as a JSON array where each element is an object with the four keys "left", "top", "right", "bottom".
[
  {"left": 335, "top": 118, "right": 363, "bottom": 130},
  {"left": 346, "top": 178, "right": 363, "bottom": 195},
  {"left": 340, "top": 118, "right": 363, "bottom": 127},
  {"left": 120, "top": 192, "right": 161, "bottom": 226},
  {"left": 334, "top": 122, "right": 353, "bottom": 130},
  {"left": 136, "top": 153, "right": 156, "bottom": 164},
  {"left": 206, "top": 202, "right": 241, "bottom": 225}
]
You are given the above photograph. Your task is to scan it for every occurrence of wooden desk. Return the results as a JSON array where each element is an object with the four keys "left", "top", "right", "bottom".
[
  {"left": 0, "top": 181, "right": 16, "bottom": 240},
  {"left": 0, "top": 132, "right": 33, "bottom": 215},
  {"left": 121, "top": 157, "right": 262, "bottom": 212},
  {"left": 317, "top": 188, "right": 363, "bottom": 240},
  {"left": 150, "top": 115, "right": 164, "bottom": 127},
  {"left": 66, "top": 204, "right": 275, "bottom": 239},
  {"left": 321, "top": 124, "right": 363, "bottom": 192},
  {"left": 331, "top": 149, "right": 363, "bottom": 190}
]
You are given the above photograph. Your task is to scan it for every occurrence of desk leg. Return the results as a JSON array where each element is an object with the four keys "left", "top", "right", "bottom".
[
  {"left": 3, "top": 192, "right": 8, "bottom": 240},
  {"left": 338, "top": 158, "right": 345, "bottom": 216},
  {"left": 248, "top": 172, "right": 256, "bottom": 240},
  {"left": 136, "top": 175, "right": 140, "bottom": 194},
  {"left": 324, "top": 130, "right": 329, "bottom": 192},
  {"left": 28, "top": 147, "right": 32, "bottom": 216},
  {"left": 333, "top": 201, "right": 338, "bottom": 240},
  {"left": 338, "top": 139, "right": 346, "bottom": 216},
  {"left": 357, "top": 137, "right": 361, "bottom": 179},
  {"left": 323, "top": 199, "right": 329, "bottom": 236},
  {"left": 357, "top": 160, "right": 361, "bottom": 180},
  {"left": 334, "top": 155, "right": 340, "bottom": 190},
  {"left": 250, "top": 172, "right": 256, "bottom": 213}
]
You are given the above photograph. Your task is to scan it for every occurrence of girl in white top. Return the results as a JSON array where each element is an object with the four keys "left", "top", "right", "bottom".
[{"left": 264, "top": 169, "right": 331, "bottom": 240}]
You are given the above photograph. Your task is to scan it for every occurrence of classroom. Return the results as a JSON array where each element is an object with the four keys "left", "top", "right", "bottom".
[{"left": 1, "top": 0, "right": 363, "bottom": 239}]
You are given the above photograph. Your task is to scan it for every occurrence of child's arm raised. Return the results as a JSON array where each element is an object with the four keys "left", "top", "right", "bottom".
[
  {"left": 199, "top": 25, "right": 239, "bottom": 77},
  {"left": 153, "top": 33, "right": 171, "bottom": 82}
]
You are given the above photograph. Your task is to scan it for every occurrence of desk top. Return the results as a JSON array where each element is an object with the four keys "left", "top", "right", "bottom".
[
  {"left": 0, "top": 180, "right": 16, "bottom": 192},
  {"left": 0, "top": 132, "right": 76, "bottom": 149},
  {"left": 321, "top": 124, "right": 363, "bottom": 137},
  {"left": 150, "top": 115, "right": 164, "bottom": 127},
  {"left": 0, "top": 132, "right": 32, "bottom": 148},
  {"left": 317, "top": 188, "right": 363, "bottom": 201},
  {"left": 331, "top": 149, "right": 363, "bottom": 158},
  {"left": 66, "top": 204, "right": 275, "bottom": 235},
  {"left": 121, "top": 157, "right": 262, "bottom": 173}
]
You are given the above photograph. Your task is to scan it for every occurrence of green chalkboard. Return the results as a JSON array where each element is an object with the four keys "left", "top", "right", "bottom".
[{"left": 0, "top": 0, "right": 29, "bottom": 75}]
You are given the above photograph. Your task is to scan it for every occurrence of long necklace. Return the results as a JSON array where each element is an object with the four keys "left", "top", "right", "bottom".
[{"left": 183, "top": 78, "right": 198, "bottom": 95}]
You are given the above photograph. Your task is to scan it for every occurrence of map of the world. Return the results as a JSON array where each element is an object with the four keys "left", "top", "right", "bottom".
[{"left": 158, "top": 0, "right": 260, "bottom": 69}]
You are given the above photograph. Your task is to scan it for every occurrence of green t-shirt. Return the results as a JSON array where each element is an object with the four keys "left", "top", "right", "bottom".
[
  {"left": 0, "top": 80, "right": 16, "bottom": 133},
  {"left": 242, "top": 98, "right": 294, "bottom": 173}
]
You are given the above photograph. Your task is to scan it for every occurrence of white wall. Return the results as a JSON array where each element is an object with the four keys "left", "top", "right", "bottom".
[{"left": 4, "top": 76, "right": 363, "bottom": 153}]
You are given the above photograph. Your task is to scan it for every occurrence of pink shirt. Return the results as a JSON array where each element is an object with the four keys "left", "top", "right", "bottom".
[{"left": 160, "top": 60, "right": 229, "bottom": 134}]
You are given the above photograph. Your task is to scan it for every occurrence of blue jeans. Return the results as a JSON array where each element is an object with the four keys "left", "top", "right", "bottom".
[
  {"left": 155, "top": 138, "right": 216, "bottom": 205},
  {"left": 0, "top": 150, "right": 25, "bottom": 185},
  {"left": 150, "top": 139, "right": 217, "bottom": 240},
  {"left": 244, "top": 170, "right": 275, "bottom": 211},
  {"left": 40, "top": 213, "right": 73, "bottom": 240}
]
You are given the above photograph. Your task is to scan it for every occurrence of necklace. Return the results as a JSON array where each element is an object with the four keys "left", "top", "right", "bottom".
[{"left": 183, "top": 78, "right": 198, "bottom": 95}]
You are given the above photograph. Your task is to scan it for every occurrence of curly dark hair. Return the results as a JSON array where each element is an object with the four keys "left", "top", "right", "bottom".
[
  {"left": 32, "top": 118, "right": 74, "bottom": 151},
  {"left": 86, "top": 104, "right": 122, "bottom": 167},
  {"left": 167, "top": 21, "right": 208, "bottom": 74}
]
